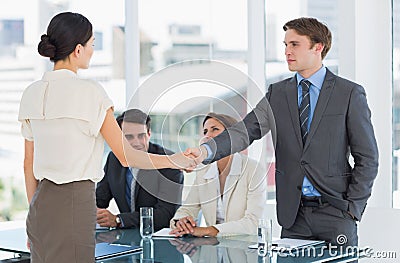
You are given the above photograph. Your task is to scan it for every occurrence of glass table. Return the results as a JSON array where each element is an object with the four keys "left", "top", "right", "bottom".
[{"left": 0, "top": 226, "right": 368, "bottom": 262}]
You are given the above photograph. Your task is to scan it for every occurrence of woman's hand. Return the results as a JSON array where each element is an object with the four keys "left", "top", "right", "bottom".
[
  {"left": 191, "top": 226, "right": 219, "bottom": 237},
  {"left": 26, "top": 238, "right": 31, "bottom": 250},
  {"left": 170, "top": 216, "right": 219, "bottom": 237},
  {"left": 169, "top": 152, "right": 198, "bottom": 170},
  {"left": 170, "top": 216, "right": 197, "bottom": 235}
]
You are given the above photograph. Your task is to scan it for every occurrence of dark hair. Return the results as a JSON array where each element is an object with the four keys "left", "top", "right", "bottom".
[
  {"left": 116, "top": 109, "right": 151, "bottom": 131},
  {"left": 283, "top": 17, "right": 332, "bottom": 60},
  {"left": 203, "top": 112, "right": 238, "bottom": 129},
  {"left": 38, "top": 12, "right": 93, "bottom": 62}
]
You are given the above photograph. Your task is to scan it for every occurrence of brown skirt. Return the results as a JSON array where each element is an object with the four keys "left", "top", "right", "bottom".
[{"left": 26, "top": 179, "right": 96, "bottom": 263}]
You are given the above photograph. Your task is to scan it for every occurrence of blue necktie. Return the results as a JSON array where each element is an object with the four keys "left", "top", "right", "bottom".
[{"left": 299, "top": 80, "right": 311, "bottom": 145}]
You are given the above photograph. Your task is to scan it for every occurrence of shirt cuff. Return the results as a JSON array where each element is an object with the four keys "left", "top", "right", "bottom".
[
  {"left": 119, "top": 215, "right": 125, "bottom": 228},
  {"left": 201, "top": 143, "right": 213, "bottom": 162}
]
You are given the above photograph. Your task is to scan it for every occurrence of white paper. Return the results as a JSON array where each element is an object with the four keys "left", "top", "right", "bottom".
[{"left": 152, "top": 228, "right": 176, "bottom": 238}]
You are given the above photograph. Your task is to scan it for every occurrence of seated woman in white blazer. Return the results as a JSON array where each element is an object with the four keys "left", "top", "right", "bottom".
[{"left": 170, "top": 112, "right": 267, "bottom": 237}]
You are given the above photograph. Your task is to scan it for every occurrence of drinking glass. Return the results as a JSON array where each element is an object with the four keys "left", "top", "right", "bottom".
[
  {"left": 140, "top": 207, "right": 154, "bottom": 239},
  {"left": 258, "top": 218, "right": 272, "bottom": 256}
]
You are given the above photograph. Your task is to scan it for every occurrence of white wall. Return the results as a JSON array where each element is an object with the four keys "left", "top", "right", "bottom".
[
  {"left": 338, "top": 0, "right": 396, "bottom": 260},
  {"left": 358, "top": 208, "right": 400, "bottom": 262}
]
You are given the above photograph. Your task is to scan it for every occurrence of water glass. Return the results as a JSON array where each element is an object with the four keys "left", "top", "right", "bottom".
[
  {"left": 258, "top": 218, "right": 272, "bottom": 256},
  {"left": 140, "top": 207, "right": 154, "bottom": 239},
  {"left": 140, "top": 238, "right": 154, "bottom": 262}
]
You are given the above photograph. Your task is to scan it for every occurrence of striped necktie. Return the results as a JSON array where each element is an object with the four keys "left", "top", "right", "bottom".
[
  {"left": 299, "top": 79, "right": 311, "bottom": 145},
  {"left": 130, "top": 168, "right": 139, "bottom": 212}
]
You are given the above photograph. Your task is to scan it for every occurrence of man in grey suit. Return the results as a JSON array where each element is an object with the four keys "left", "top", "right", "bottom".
[{"left": 184, "top": 17, "right": 378, "bottom": 247}]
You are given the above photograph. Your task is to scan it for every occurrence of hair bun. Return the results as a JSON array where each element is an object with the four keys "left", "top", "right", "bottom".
[
  {"left": 40, "top": 34, "right": 50, "bottom": 41},
  {"left": 38, "top": 34, "right": 56, "bottom": 58}
]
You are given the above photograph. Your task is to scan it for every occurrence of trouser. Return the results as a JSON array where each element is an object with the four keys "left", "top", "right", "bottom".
[
  {"left": 280, "top": 197, "right": 359, "bottom": 262},
  {"left": 27, "top": 179, "right": 96, "bottom": 263},
  {"left": 281, "top": 198, "right": 358, "bottom": 246}
]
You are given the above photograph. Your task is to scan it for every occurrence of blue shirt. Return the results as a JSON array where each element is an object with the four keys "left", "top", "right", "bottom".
[{"left": 296, "top": 66, "right": 326, "bottom": 196}]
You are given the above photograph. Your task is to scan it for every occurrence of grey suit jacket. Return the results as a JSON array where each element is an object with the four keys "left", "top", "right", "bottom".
[{"left": 204, "top": 68, "right": 379, "bottom": 229}]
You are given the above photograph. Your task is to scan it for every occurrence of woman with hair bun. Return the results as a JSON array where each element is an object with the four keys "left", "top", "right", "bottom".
[{"left": 18, "top": 12, "right": 196, "bottom": 262}]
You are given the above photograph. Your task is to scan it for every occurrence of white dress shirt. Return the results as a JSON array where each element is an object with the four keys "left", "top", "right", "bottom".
[{"left": 18, "top": 69, "right": 113, "bottom": 184}]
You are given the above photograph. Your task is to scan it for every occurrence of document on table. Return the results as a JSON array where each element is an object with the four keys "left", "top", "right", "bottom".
[
  {"left": 152, "top": 228, "right": 176, "bottom": 238},
  {"left": 248, "top": 238, "right": 324, "bottom": 250},
  {"left": 95, "top": 223, "right": 111, "bottom": 231}
]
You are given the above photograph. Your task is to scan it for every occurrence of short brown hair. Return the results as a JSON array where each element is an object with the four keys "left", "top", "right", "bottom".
[
  {"left": 283, "top": 17, "right": 332, "bottom": 60},
  {"left": 116, "top": 109, "right": 151, "bottom": 131}
]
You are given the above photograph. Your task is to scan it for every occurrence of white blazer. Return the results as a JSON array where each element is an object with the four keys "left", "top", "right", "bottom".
[{"left": 171, "top": 153, "right": 266, "bottom": 236}]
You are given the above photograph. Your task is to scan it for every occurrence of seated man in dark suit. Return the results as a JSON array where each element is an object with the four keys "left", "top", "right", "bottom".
[{"left": 96, "top": 109, "right": 184, "bottom": 231}]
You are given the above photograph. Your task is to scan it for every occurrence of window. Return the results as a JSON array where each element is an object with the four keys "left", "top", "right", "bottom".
[
  {"left": 137, "top": 0, "right": 248, "bottom": 151},
  {"left": 0, "top": 0, "right": 125, "bottom": 221},
  {"left": 393, "top": 0, "right": 400, "bottom": 208}
]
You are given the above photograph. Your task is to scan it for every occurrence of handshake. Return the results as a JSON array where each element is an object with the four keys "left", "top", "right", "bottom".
[{"left": 169, "top": 145, "right": 209, "bottom": 172}]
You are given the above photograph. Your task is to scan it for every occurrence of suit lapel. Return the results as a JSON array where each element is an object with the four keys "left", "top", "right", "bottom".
[
  {"left": 199, "top": 166, "right": 218, "bottom": 224},
  {"left": 303, "top": 70, "right": 336, "bottom": 151},
  {"left": 285, "top": 76, "right": 303, "bottom": 147},
  {"left": 223, "top": 174, "right": 240, "bottom": 219}
]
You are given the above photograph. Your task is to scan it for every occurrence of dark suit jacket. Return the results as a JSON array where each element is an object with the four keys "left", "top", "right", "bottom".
[
  {"left": 96, "top": 142, "right": 184, "bottom": 231},
  {"left": 205, "top": 69, "right": 379, "bottom": 229}
]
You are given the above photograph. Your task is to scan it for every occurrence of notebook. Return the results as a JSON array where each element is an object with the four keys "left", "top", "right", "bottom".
[
  {"left": 152, "top": 228, "right": 175, "bottom": 238},
  {"left": 152, "top": 228, "right": 193, "bottom": 239},
  {"left": 95, "top": 242, "right": 142, "bottom": 260},
  {"left": 95, "top": 223, "right": 111, "bottom": 231}
]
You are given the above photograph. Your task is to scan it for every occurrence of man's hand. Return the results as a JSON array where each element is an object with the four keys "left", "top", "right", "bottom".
[
  {"left": 184, "top": 146, "right": 208, "bottom": 165},
  {"left": 347, "top": 211, "right": 356, "bottom": 220},
  {"left": 96, "top": 208, "right": 118, "bottom": 228}
]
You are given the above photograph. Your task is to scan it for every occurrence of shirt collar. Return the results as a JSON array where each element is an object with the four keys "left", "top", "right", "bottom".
[
  {"left": 203, "top": 153, "right": 242, "bottom": 179},
  {"left": 42, "top": 69, "right": 77, "bottom": 81},
  {"left": 296, "top": 65, "right": 326, "bottom": 90}
]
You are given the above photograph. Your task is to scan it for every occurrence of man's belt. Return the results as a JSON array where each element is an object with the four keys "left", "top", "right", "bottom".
[{"left": 300, "top": 196, "right": 328, "bottom": 207}]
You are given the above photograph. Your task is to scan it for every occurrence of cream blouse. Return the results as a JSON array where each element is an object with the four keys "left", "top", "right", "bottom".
[{"left": 18, "top": 69, "right": 113, "bottom": 184}]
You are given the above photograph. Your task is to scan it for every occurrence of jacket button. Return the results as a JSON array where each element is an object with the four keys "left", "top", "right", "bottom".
[
  {"left": 301, "top": 161, "right": 306, "bottom": 165},
  {"left": 297, "top": 185, "right": 302, "bottom": 190}
]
